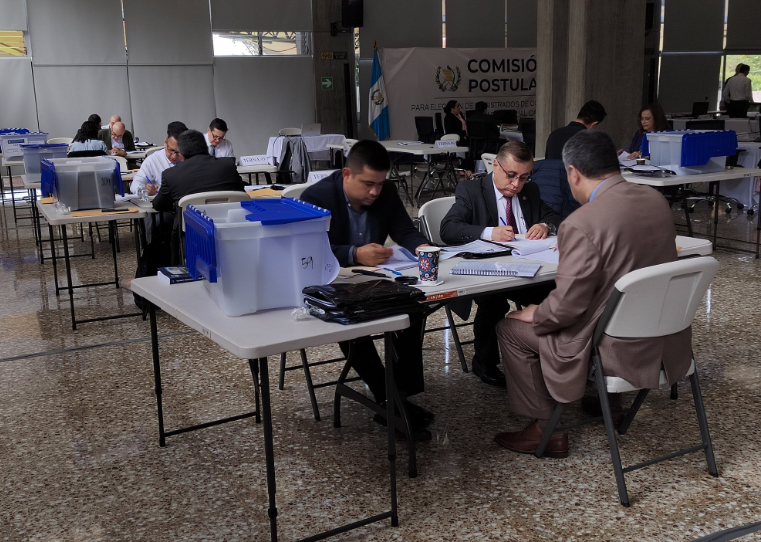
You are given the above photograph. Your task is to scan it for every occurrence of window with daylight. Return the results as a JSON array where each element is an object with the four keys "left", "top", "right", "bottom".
[
  {"left": 0, "top": 31, "right": 27, "bottom": 56},
  {"left": 212, "top": 32, "right": 312, "bottom": 56}
]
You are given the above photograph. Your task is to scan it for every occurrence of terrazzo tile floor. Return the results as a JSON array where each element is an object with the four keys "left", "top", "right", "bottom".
[{"left": 1, "top": 185, "right": 761, "bottom": 541}]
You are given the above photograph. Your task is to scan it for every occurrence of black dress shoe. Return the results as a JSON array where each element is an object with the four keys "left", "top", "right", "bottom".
[
  {"left": 472, "top": 360, "right": 507, "bottom": 387},
  {"left": 373, "top": 400, "right": 434, "bottom": 428},
  {"left": 373, "top": 404, "right": 433, "bottom": 442},
  {"left": 404, "top": 400, "right": 435, "bottom": 428},
  {"left": 581, "top": 393, "right": 624, "bottom": 424}
]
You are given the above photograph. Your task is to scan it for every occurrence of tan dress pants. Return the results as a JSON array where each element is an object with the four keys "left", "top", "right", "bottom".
[{"left": 496, "top": 318, "right": 557, "bottom": 420}]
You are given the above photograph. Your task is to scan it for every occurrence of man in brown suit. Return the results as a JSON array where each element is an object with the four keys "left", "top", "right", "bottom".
[{"left": 494, "top": 130, "right": 692, "bottom": 457}]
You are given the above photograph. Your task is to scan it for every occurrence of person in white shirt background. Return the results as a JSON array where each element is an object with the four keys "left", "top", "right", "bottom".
[
  {"left": 722, "top": 63, "right": 754, "bottom": 118},
  {"left": 130, "top": 121, "right": 188, "bottom": 196},
  {"left": 203, "top": 118, "right": 234, "bottom": 158},
  {"left": 130, "top": 121, "right": 188, "bottom": 244}
]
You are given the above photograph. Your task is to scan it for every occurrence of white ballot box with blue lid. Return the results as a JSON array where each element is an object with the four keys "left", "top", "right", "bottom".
[
  {"left": 40, "top": 157, "right": 124, "bottom": 210},
  {"left": 184, "top": 198, "right": 340, "bottom": 316},
  {"left": 20, "top": 143, "right": 69, "bottom": 180},
  {"left": 643, "top": 130, "right": 738, "bottom": 175},
  {"left": 0, "top": 132, "right": 48, "bottom": 161}
]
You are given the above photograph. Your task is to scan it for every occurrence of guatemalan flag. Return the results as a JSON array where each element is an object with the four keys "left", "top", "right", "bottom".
[{"left": 368, "top": 48, "right": 390, "bottom": 141}]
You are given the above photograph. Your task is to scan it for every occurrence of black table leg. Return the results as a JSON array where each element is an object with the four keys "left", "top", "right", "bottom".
[
  {"left": 680, "top": 184, "right": 693, "bottom": 237},
  {"left": 61, "top": 226, "right": 77, "bottom": 330},
  {"left": 257, "top": 357, "right": 280, "bottom": 542},
  {"left": 384, "top": 331, "right": 399, "bottom": 527},
  {"left": 149, "top": 302, "right": 168, "bottom": 447},
  {"left": 49, "top": 224, "right": 60, "bottom": 295},
  {"left": 109, "top": 222, "right": 120, "bottom": 288},
  {"left": 711, "top": 181, "right": 719, "bottom": 250}
]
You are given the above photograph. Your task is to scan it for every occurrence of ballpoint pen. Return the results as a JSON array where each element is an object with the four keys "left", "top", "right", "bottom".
[
  {"left": 383, "top": 268, "right": 402, "bottom": 275},
  {"left": 351, "top": 269, "right": 388, "bottom": 278}
]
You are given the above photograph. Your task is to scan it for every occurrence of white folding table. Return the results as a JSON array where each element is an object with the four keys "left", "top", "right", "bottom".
[
  {"left": 237, "top": 164, "right": 278, "bottom": 185},
  {"left": 37, "top": 200, "right": 147, "bottom": 329},
  {"left": 624, "top": 167, "right": 761, "bottom": 257},
  {"left": 380, "top": 141, "right": 470, "bottom": 206},
  {"left": 130, "top": 276, "right": 409, "bottom": 542}
]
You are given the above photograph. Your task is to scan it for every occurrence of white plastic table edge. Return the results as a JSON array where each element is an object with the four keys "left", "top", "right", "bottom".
[
  {"left": 36, "top": 200, "right": 147, "bottom": 225},
  {"left": 623, "top": 167, "right": 761, "bottom": 187},
  {"left": 130, "top": 276, "right": 410, "bottom": 360}
]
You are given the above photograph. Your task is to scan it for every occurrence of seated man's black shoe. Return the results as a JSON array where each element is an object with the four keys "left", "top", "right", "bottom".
[
  {"left": 404, "top": 400, "right": 435, "bottom": 428},
  {"left": 581, "top": 392, "right": 624, "bottom": 424},
  {"left": 472, "top": 359, "right": 507, "bottom": 388},
  {"left": 373, "top": 403, "right": 433, "bottom": 442}
]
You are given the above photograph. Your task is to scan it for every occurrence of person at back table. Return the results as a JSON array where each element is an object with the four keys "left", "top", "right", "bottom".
[
  {"left": 467, "top": 101, "right": 501, "bottom": 141},
  {"left": 204, "top": 118, "right": 234, "bottom": 158},
  {"left": 619, "top": 103, "right": 669, "bottom": 159},
  {"left": 98, "top": 115, "right": 136, "bottom": 157},
  {"left": 440, "top": 141, "right": 563, "bottom": 387},
  {"left": 130, "top": 121, "right": 187, "bottom": 197},
  {"left": 493, "top": 130, "right": 690, "bottom": 458},
  {"left": 544, "top": 100, "right": 607, "bottom": 160},
  {"left": 722, "top": 63, "right": 754, "bottom": 118},
  {"left": 153, "top": 129, "right": 246, "bottom": 264},
  {"left": 300, "top": 140, "right": 436, "bottom": 441},
  {"left": 69, "top": 121, "right": 108, "bottom": 153}
]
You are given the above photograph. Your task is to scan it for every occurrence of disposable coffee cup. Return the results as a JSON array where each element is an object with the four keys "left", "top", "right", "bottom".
[
  {"left": 636, "top": 158, "right": 646, "bottom": 165},
  {"left": 418, "top": 247, "right": 441, "bottom": 281}
]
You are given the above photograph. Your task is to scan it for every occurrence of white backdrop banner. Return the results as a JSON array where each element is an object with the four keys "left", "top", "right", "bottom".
[{"left": 382, "top": 47, "right": 537, "bottom": 140}]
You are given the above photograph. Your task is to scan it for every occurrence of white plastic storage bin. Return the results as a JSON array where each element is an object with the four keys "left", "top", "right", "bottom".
[
  {"left": 644, "top": 130, "right": 737, "bottom": 175},
  {"left": 0, "top": 132, "right": 48, "bottom": 161},
  {"left": 20, "top": 143, "right": 69, "bottom": 181},
  {"left": 41, "top": 157, "right": 123, "bottom": 210},
  {"left": 184, "top": 199, "right": 339, "bottom": 316}
]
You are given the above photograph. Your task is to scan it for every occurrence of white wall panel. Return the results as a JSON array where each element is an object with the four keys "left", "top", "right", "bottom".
[
  {"left": 213, "top": 57, "right": 315, "bottom": 156},
  {"left": 726, "top": 0, "right": 761, "bottom": 50},
  {"left": 0, "top": 0, "right": 27, "bottom": 31},
  {"left": 27, "top": 0, "right": 126, "bottom": 65},
  {"left": 0, "top": 59, "right": 38, "bottom": 130},
  {"left": 123, "top": 0, "right": 213, "bottom": 65},
  {"left": 359, "top": 0, "right": 441, "bottom": 58},
  {"left": 658, "top": 54, "right": 723, "bottom": 113},
  {"left": 446, "top": 0, "right": 504, "bottom": 48},
  {"left": 506, "top": 0, "right": 537, "bottom": 48},
  {"left": 34, "top": 66, "right": 132, "bottom": 138},
  {"left": 128, "top": 66, "right": 216, "bottom": 146},
  {"left": 662, "top": 0, "right": 723, "bottom": 52},
  {"left": 210, "top": 0, "right": 312, "bottom": 31}
]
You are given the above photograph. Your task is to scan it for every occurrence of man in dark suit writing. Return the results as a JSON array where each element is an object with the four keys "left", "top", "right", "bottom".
[
  {"left": 301, "top": 140, "right": 434, "bottom": 440},
  {"left": 153, "top": 129, "right": 246, "bottom": 264},
  {"left": 440, "top": 141, "right": 562, "bottom": 387}
]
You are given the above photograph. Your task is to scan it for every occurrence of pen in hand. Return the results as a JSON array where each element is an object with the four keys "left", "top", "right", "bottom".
[{"left": 499, "top": 216, "right": 507, "bottom": 226}]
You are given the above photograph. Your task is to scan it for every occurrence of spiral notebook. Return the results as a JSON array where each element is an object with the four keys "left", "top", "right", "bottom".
[{"left": 450, "top": 261, "right": 541, "bottom": 277}]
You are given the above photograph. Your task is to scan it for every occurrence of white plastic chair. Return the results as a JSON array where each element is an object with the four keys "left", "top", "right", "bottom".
[
  {"left": 48, "top": 137, "right": 73, "bottom": 145},
  {"left": 481, "top": 153, "right": 497, "bottom": 174},
  {"left": 178, "top": 191, "right": 250, "bottom": 232},
  {"left": 110, "top": 156, "right": 128, "bottom": 173},
  {"left": 535, "top": 256, "right": 720, "bottom": 507},
  {"left": 279, "top": 128, "right": 302, "bottom": 136},
  {"left": 281, "top": 184, "right": 309, "bottom": 200},
  {"left": 144, "top": 147, "right": 163, "bottom": 158},
  {"left": 418, "top": 196, "right": 473, "bottom": 373}
]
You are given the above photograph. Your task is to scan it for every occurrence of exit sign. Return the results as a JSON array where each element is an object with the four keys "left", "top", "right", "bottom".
[{"left": 321, "top": 77, "right": 334, "bottom": 90}]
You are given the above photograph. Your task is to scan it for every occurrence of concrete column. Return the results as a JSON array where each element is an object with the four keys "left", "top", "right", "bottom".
[
  {"left": 312, "top": 0, "right": 358, "bottom": 138},
  {"left": 535, "top": 0, "right": 646, "bottom": 157}
]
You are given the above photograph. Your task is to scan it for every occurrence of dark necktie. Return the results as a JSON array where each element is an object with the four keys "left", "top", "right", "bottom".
[{"left": 504, "top": 196, "right": 517, "bottom": 231}]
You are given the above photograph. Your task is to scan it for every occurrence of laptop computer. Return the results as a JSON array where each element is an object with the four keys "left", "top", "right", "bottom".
[
  {"left": 691, "top": 102, "right": 710, "bottom": 116},
  {"left": 300, "top": 123, "right": 321, "bottom": 137}
]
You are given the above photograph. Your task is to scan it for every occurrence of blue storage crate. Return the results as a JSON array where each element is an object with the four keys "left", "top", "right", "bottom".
[
  {"left": 680, "top": 131, "right": 737, "bottom": 167},
  {"left": 184, "top": 198, "right": 332, "bottom": 284},
  {"left": 239, "top": 198, "right": 333, "bottom": 225},
  {"left": 39, "top": 157, "right": 124, "bottom": 202},
  {"left": 184, "top": 205, "right": 218, "bottom": 283}
]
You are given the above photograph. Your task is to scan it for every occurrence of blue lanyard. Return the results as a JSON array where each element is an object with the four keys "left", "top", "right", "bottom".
[{"left": 589, "top": 178, "right": 612, "bottom": 202}]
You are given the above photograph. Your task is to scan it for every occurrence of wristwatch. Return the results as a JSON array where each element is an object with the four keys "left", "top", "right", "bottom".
[
  {"left": 351, "top": 246, "right": 358, "bottom": 264},
  {"left": 541, "top": 222, "right": 556, "bottom": 235}
]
